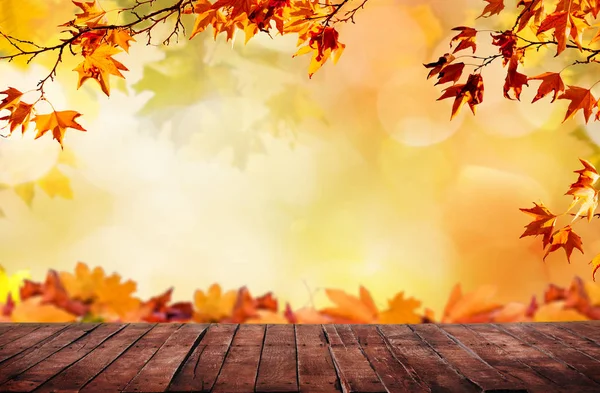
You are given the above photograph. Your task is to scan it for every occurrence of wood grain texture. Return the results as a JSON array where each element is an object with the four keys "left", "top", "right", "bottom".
[{"left": 0, "top": 322, "right": 598, "bottom": 392}]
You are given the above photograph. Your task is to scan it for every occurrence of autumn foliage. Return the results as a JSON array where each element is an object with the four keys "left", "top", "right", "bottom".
[
  {"left": 1, "top": 262, "right": 600, "bottom": 323},
  {"left": 425, "top": 0, "right": 600, "bottom": 122},
  {"left": 0, "top": 0, "right": 359, "bottom": 146}
]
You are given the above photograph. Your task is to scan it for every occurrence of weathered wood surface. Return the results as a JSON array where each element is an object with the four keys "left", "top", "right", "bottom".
[{"left": 0, "top": 322, "right": 598, "bottom": 392}]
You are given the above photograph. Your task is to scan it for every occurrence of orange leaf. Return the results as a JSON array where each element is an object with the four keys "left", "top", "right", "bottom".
[
  {"left": 538, "top": 11, "right": 568, "bottom": 55},
  {"left": 519, "top": 202, "right": 558, "bottom": 248},
  {"left": 320, "top": 286, "right": 378, "bottom": 323},
  {"left": 437, "top": 73, "right": 484, "bottom": 119},
  {"left": 558, "top": 86, "right": 597, "bottom": 123},
  {"left": 543, "top": 225, "right": 584, "bottom": 263},
  {"left": 377, "top": 291, "right": 422, "bottom": 324},
  {"left": 591, "top": 253, "right": 600, "bottom": 281},
  {"left": 450, "top": 26, "right": 477, "bottom": 53},
  {"left": 528, "top": 72, "right": 565, "bottom": 103},
  {"left": 478, "top": 0, "right": 504, "bottom": 18},
  {"left": 193, "top": 283, "right": 237, "bottom": 322},
  {"left": 33, "top": 110, "right": 86, "bottom": 147}
]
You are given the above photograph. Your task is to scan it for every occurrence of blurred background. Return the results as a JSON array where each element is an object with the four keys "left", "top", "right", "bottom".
[{"left": 1, "top": 0, "right": 599, "bottom": 317}]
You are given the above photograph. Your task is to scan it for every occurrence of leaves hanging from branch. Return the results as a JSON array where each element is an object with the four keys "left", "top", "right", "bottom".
[
  {"left": 0, "top": 0, "right": 370, "bottom": 146},
  {"left": 425, "top": 0, "right": 600, "bottom": 123}
]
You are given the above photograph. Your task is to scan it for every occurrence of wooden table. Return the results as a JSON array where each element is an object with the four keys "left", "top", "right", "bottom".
[{"left": 0, "top": 322, "right": 598, "bottom": 392}]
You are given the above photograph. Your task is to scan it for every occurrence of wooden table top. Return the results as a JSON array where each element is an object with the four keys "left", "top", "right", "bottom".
[{"left": 0, "top": 322, "right": 598, "bottom": 392}]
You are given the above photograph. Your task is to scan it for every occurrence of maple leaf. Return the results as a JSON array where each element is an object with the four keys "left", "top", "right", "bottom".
[
  {"left": 107, "top": 29, "right": 136, "bottom": 53},
  {"left": 450, "top": 26, "right": 477, "bottom": 53},
  {"left": 33, "top": 110, "right": 86, "bottom": 147},
  {"left": 37, "top": 167, "right": 73, "bottom": 199},
  {"left": 193, "top": 283, "right": 237, "bottom": 322},
  {"left": 73, "top": 0, "right": 106, "bottom": 27},
  {"left": 0, "top": 101, "right": 33, "bottom": 134},
  {"left": 478, "top": 0, "right": 504, "bottom": 18},
  {"left": 573, "top": 158, "right": 600, "bottom": 186},
  {"left": 0, "top": 87, "right": 24, "bottom": 112},
  {"left": 503, "top": 52, "right": 528, "bottom": 100},
  {"left": 516, "top": 0, "right": 544, "bottom": 32},
  {"left": 519, "top": 202, "right": 558, "bottom": 248},
  {"left": 293, "top": 26, "right": 345, "bottom": 78},
  {"left": 437, "top": 73, "right": 484, "bottom": 119},
  {"left": 543, "top": 225, "right": 584, "bottom": 262},
  {"left": 566, "top": 186, "right": 598, "bottom": 222},
  {"left": 528, "top": 72, "right": 565, "bottom": 103},
  {"left": 59, "top": 261, "right": 105, "bottom": 302},
  {"left": 423, "top": 53, "right": 456, "bottom": 79},
  {"left": 533, "top": 301, "right": 588, "bottom": 322},
  {"left": 90, "top": 273, "right": 140, "bottom": 320},
  {"left": 11, "top": 297, "right": 78, "bottom": 322},
  {"left": 138, "top": 288, "right": 193, "bottom": 322},
  {"left": 0, "top": 266, "right": 30, "bottom": 304},
  {"left": 320, "top": 286, "right": 378, "bottom": 323},
  {"left": 591, "top": 253, "right": 600, "bottom": 281},
  {"left": 558, "top": 86, "right": 597, "bottom": 123},
  {"left": 491, "top": 31, "right": 517, "bottom": 65},
  {"left": 74, "top": 44, "right": 128, "bottom": 96},
  {"left": 378, "top": 291, "right": 422, "bottom": 323},
  {"left": 441, "top": 284, "right": 502, "bottom": 323},
  {"left": 434, "top": 63, "right": 465, "bottom": 86}
]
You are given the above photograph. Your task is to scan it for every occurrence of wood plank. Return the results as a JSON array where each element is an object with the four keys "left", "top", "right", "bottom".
[
  {"left": 413, "top": 324, "right": 527, "bottom": 392},
  {"left": 212, "top": 324, "right": 265, "bottom": 393},
  {"left": 295, "top": 325, "right": 340, "bottom": 393},
  {"left": 36, "top": 323, "right": 154, "bottom": 392},
  {"left": 81, "top": 323, "right": 180, "bottom": 393},
  {"left": 0, "top": 324, "right": 42, "bottom": 347},
  {"left": 323, "top": 325, "right": 386, "bottom": 393},
  {"left": 378, "top": 324, "right": 479, "bottom": 393},
  {"left": 352, "top": 325, "right": 428, "bottom": 393},
  {"left": 469, "top": 323, "right": 599, "bottom": 392},
  {"left": 123, "top": 323, "right": 208, "bottom": 393},
  {"left": 168, "top": 324, "right": 237, "bottom": 393},
  {"left": 498, "top": 323, "right": 600, "bottom": 386},
  {"left": 0, "top": 324, "right": 99, "bottom": 386},
  {"left": 559, "top": 321, "right": 600, "bottom": 345},
  {"left": 0, "top": 324, "right": 68, "bottom": 363},
  {"left": 441, "top": 324, "right": 561, "bottom": 393},
  {"left": 255, "top": 324, "right": 298, "bottom": 392},
  {"left": 530, "top": 322, "right": 600, "bottom": 359},
  {"left": 0, "top": 324, "right": 18, "bottom": 337},
  {"left": 0, "top": 323, "right": 125, "bottom": 392}
]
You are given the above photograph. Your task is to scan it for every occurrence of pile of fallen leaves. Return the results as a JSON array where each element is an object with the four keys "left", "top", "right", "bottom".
[{"left": 1, "top": 262, "right": 599, "bottom": 323}]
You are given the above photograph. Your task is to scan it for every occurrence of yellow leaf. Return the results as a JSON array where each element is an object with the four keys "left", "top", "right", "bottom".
[
  {"left": 13, "top": 182, "right": 35, "bottom": 207},
  {"left": 11, "top": 297, "right": 77, "bottom": 322},
  {"left": 91, "top": 274, "right": 140, "bottom": 319},
  {"left": 58, "top": 147, "right": 78, "bottom": 168},
  {"left": 321, "top": 286, "right": 379, "bottom": 323},
  {"left": 59, "top": 261, "right": 105, "bottom": 302},
  {"left": 378, "top": 292, "right": 422, "bottom": 324},
  {"left": 193, "top": 283, "right": 237, "bottom": 322},
  {"left": 591, "top": 252, "right": 600, "bottom": 281},
  {"left": 0, "top": 266, "right": 30, "bottom": 303},
  {"left": 584, "top": 280, "right": 600, "bottom": 306},
  {"left": 533, "top": 301, "right": 588, "bottom": 322},
  {"left": 33, "top": 110, "right": 86, "bottom": 147},
  {"left": 36, "top": 167, "right": 73, "bottom": 199}
]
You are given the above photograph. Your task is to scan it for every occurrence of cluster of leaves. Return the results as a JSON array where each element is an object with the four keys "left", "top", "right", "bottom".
[
  {"left": 425, "top": 0, "right": 600, "bottom": 121},
  {"left": 0, "top": 0, "right": 366, "bottom": 147},
  {"left": 1, "top": 262, "right": 599, "bottom": 323},
  {"left": 521, "top": 158, "right": 600, "bottom": 279}
]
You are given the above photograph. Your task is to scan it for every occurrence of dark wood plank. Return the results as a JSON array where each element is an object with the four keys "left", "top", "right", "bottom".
[
  {"left": 212, "top": 324, "right": 265, "bottom": 393},
  {"left": 441, "top": 324, "right": 561, "bottom": 393},
  {"left": 378, "top": 324, "right": 479, "bottom": 393},
  {"left": 295, "top": 325, "right": 340, "bottom": 393},
  {"left": 255, "top": 324, "right": 298, "bottom": 392},
  {"left": 0, "top": 324, "right": 99, "bottom": 386},
  {"left": 123, "top": 323, "right": 208, "bottom": 393},
  {"left": 323, "top": 325, "right": 386, "bottom": 393},
  {"left": 81, "top": 323, "right": 180, "bottom": 393},
  {"left": 498, "top": 323, "right": 600, "bottom": 385},
  {"left": 0, "top": 324, "right": 18, "bottom": 337},
  {"left": 352, "top": 325, "right": 428, "bottom": 393},
  {"left": 168, "top": 324, "right": 237, "bottom": 393},
  {"left": 0, "top": 323, "right": 125, "bottom": 392},
  {"left": 530, "top": 322, "right": 600, "bottom": 359},
  {"left": 559, "top": 321, "right": 600, "bottom": 345},
  {"left": 0, "top": 324, "right": 67, "bottom": 363},
  {"left": 0, "top": 324, "right": 42, "bottom": 347},
  {"left": 413, "top": 324, "right": 527, "bottom": 392},
  {"left": 469, "top": 323, "right": 599, "bottom": 392},
  {"left": 36, "top": 323, "right": 154, "bottom": 392}
]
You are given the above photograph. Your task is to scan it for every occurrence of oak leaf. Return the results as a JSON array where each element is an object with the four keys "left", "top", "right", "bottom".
[
  {"left": 558, "top": 86, "right": 597, "bottom": 123},
  {"left": 528, "top": 72, "right": 565, "bottom": 103},
  {"left": 543, "top": 225, "right": 584, "bottom": 262}
]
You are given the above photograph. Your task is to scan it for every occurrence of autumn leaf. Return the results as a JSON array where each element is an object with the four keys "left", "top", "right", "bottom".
[
  {"left": 74, "top": 44, "right": 128, "bottom": 96},
  {"left": 293, "top": 26, "right": 345, "bottom": 78},
  {"left": 33, "top": 110, "right": 86, "bottom": 147},
  {"left": 107, "top": 29, "right": 136, "bottom": 53},
  {"left": 515, "top": 0, "right": 544, "bottom": 33},
  {"left": 534, "top": 301, "right": 588, "bottom": 322},
  {"left": 503, "top": 52, "right": 528, "bottom": 100},
  {"left": 73, "top": 0, "right": 106, "bottom": 27},
  {"left": 441, "top": 284, "right": 502, "bottom": 323},
  {"left": 320, "top": 286, "right": 378, "bottom": 323},
  {"left": 528, "top": 72, "right": 565, "bottom": 103},
  {"left": 11, "top": 297, "right": 78, "bottom": 322},
  {"left": 572, "top": 158, "right": 600, "bottom": 186},
  {"left": 193, "top": 283, "right": 237, "bottom": 322},
  {"left": 538, "top": 11, "right": 569, "bottom": 55},
  {"left": 543, "top": 225, "right": 584, "bottom": 262},
  {"left": 37, "top": 167, "right": 73, "bottom": 199},
  {"left": 450, "top": 26, "right": 477, "bottom": 53},
  {"left": 558, "top": 86, "right": 597, "bottom": 123},
  {"left": 378, "top": 291, "right": 422, "bottom": 324},
  {"left": 0, "top": 266, "right": 30, "bottom": 303},
  {"left": 478, "top": 0, "right": 504, "bottom": 18},
  {"left": 437, "top": 73, "right": 484, "bottom": 119},
  {"left": 59, "top": 261, "right": 105, "bottom": 302},
  {"left": 0, "top": 87, "right": 24, "bottom": 112},
  {"left": 591, "top": 253, "right": 600, "bottom": 281},
  {"left": 519, "top": 202, "right": 558, "bottom": 248},
  {"left": 424, "top": 53, "right": 456, "bottom": 79},
  {"left": 90, "top": 273, "right": 140, "bottom": 320},
  {"left": 0, "top": 101, "right": 34, "bottom": 134},
  {"left": 434, "top": 63, "right": 465, "bottom": 86}
]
